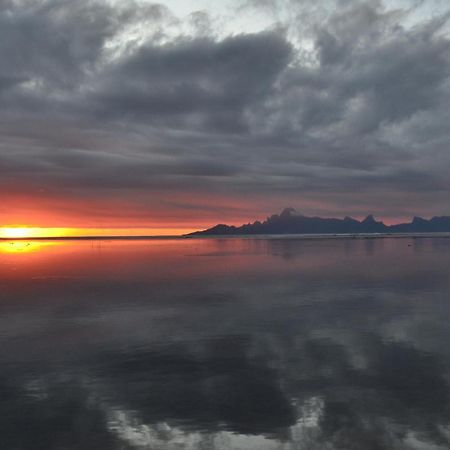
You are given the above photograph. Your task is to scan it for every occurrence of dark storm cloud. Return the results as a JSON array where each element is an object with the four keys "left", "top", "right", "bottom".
[
  {"left": 1, "top": 0, "right": 450, "bottom": 219},
  {"left": 91, "top": 31, "right": 292, "bottom": 132}
]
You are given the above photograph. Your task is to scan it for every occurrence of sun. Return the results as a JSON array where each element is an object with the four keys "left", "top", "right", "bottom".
[
  {"left": 0, "top": 226, "right": 72, "bottom": 239},
  {"left": 0, "top": 227, "right": 34, "bottom": 239}
]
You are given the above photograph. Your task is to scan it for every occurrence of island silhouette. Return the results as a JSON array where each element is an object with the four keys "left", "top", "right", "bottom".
[{"left": 189, "top": 208, "right": 450, "bottom": 236}]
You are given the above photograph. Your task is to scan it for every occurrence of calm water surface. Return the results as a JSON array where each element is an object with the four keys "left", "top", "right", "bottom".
[{"left": 1, "top": 237, "right": 450, "bottom": 449}]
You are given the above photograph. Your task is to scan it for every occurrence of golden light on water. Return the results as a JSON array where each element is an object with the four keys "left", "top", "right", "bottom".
[
  {"left": 0, "top": 241, "right": 56, "bottom": 254},
  {"left": 0, "top": 226, "right": 196, "bottom": 254},
  {"left": 0, "top": 226, "right": 194, "bottom": 239}
]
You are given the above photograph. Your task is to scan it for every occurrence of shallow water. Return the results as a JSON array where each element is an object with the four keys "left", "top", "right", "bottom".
[{"left": 1, "top": 237, "right": 450, "bottom": 449}]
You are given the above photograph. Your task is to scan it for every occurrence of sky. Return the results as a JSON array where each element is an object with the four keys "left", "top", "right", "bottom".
[{"left": 1, "top": 0, "right": 450, "bottom": 234}]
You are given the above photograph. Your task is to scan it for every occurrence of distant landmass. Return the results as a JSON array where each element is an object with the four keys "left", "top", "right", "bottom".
[{"left": 189, "top": 208, "right": 450, "bottom": 236}]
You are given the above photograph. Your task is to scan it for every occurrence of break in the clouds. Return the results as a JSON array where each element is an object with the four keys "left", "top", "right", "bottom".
[{"left": 1, "top": 0, "right": 450, "bottom": 228}]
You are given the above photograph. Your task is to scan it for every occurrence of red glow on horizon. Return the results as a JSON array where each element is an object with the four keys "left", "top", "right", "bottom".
[
  {"left": 0, "top": 188, "right": 273, "bottom": 234},
  {"left": 0, "top": 185, "right": 429, "bottom": 234}
]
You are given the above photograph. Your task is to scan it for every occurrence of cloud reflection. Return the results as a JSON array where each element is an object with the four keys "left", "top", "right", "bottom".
[{"left": 1, "top": 238, "right": 450, "bottom": 449}]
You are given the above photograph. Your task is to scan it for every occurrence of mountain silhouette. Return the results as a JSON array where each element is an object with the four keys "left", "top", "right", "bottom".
[{"left": 188, "top": 208, "right": 450, "bottom": 236}]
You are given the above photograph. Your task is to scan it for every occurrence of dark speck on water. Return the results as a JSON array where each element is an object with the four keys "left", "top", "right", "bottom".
[{"left": 1, "top": 237, "right": 450, "bottom": 449}]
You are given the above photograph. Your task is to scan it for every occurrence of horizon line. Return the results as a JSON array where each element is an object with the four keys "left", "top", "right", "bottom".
[
  {"left": 4, "top": 233, "right": 450, "bottom": 242},
  {"left": 2, "top": 211, "right": 450, "bottom": 240},
  {"left": 0, "top": 235, "right": 189, "bottom": 241}
]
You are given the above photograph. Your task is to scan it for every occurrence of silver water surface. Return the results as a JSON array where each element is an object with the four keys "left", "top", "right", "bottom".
[{"left": 1, "top": 237, "right": 450, "bottom": 449}]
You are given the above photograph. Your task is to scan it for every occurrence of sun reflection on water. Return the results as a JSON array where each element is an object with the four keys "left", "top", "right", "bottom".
[{"left": 0, "top": 241, "right": 57, "bottom": 254}]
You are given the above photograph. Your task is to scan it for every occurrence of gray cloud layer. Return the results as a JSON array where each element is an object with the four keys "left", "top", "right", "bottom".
[{"left": 1, "top": 0, "right": 450, "bottom": 223}]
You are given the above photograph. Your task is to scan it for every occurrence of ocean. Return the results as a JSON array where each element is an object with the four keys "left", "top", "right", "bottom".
[{"left": 1, "top": 236, "right": 450, "bottom": 449}]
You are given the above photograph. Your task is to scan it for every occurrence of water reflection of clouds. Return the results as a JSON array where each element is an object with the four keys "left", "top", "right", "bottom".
[{"left": 1, "top": 238, "right": 450, "bottom": 448}]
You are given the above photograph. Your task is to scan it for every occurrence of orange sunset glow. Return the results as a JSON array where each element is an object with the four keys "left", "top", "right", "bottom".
[
  {"left": 0, "top": 226, "right": 196, "bottom": 239},
  {"left": 0, "top": 191, "right": 268, "bottom": 237}
]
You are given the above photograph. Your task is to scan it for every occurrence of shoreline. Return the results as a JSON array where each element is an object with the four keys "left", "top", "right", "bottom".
[{"left": 2, "top": 232, "right": 450, "bottom": 242}]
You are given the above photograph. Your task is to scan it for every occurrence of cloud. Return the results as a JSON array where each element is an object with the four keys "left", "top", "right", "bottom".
[
  {"left": 89, "top": 30, "right": 292, "bottom": 133},
  {"left": 1, "top": 0, "right": 450, "bottom": 226}
]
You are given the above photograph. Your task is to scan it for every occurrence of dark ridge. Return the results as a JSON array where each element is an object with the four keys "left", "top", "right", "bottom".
[{"left": 188, "top": 208, "right": 450, "bottom": 236}]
